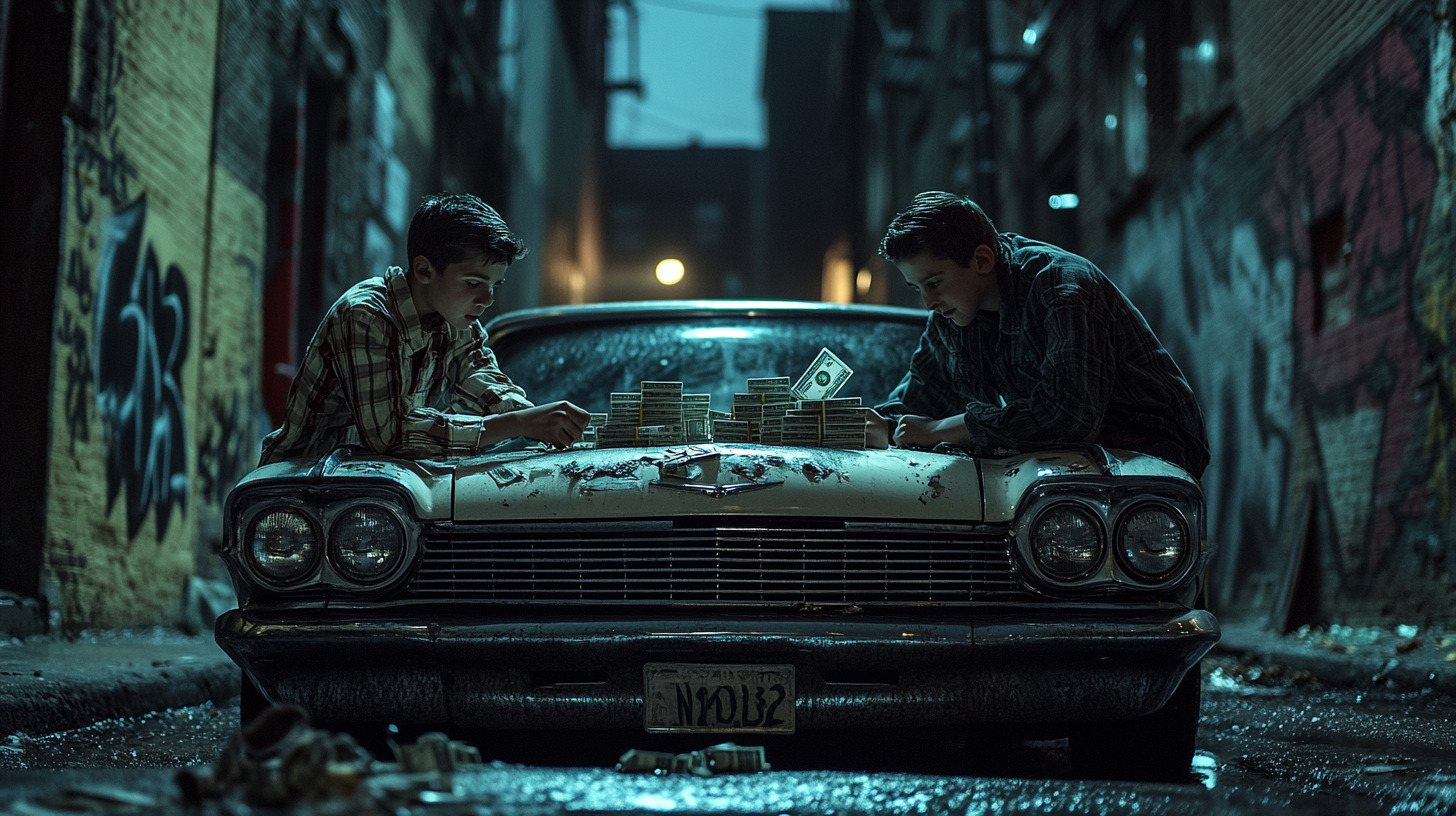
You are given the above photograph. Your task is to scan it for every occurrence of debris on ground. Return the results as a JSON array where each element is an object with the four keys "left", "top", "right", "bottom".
[
  {"left": 616, "top": 742, "right": 770, "bottom": 776},
  {"left": 172, "top": 705, "right": 483, "bottom": 812}
]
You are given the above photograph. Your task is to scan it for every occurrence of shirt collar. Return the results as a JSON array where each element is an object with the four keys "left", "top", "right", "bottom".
[{"left": 385, "top": 266, "right": 445, "bottom": 353}]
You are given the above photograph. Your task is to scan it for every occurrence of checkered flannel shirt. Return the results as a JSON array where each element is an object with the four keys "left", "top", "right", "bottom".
[
  {"left": 877, "top": 234, "right": 1210, "bottom": 478},
  {"left": 259, "top": 267, "right": 532, "bottom": 465}
]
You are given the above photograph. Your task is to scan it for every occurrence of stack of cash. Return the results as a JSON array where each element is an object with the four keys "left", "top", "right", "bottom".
[
  {"left": 712, "top": 418, "right": 751, "bottom": 443},
  {"left": 780, "top": 413, "right": 822, "bottom": 446},
  {"left": 731, "top": 393, "right": 764, "bottom": 443},
  {"left": 579, "top": 413, "right": 607, "bottom": 447},
  {"left": 640, "top": 381, "right": 685, "bottom": 444},
  {"left": 799, "top": 397, "right": 866, "bottom": 449},
  {"left": 598, "top": 392, "right": 642, "bottom": 448},
  {"left": 637, "top": 425, "right": 680, "bottom": 446},
  {"left": 683, "top": 394, "right": 712, "bottom": 442},
  {"left": 749, "top": 377, "right": 794, "bottom": 445}
]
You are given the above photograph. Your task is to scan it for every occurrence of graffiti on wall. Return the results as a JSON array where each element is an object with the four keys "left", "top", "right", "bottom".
[
  {"left": 60, "top": 0, "right": 194, "bottom": 542},
  {"left": 58, "top": 250, "right": 97, "bottom": 452},
  {"left": 198, "top": 385, "right": 257, "bottom": 512},
  {"left": 93, "top": 196, "right": 192, "bottom": 541},
  {"left": 1118, "top": 7, "right": 1442, "bottom": 611},
  {"left": 1264, "top": 19, "right": 1433, "bottom": 586}
]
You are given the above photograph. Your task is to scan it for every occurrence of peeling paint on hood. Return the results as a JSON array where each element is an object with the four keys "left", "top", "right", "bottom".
[{"left": 452, "top": 444, "right": 983, "bottom": 522}]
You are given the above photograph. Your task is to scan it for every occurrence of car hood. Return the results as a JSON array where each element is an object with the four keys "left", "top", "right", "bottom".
[
  {"left": 240, "top": 445, "right": 1193, "bottom": 524},
  {"left": 453, "top": 444, "right": 982, "bottom": 522}
]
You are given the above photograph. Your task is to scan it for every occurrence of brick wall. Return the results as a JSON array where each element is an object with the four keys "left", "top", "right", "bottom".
[
  {"left": 1104, "top": 2, "right": 1454, "bottom": 624},
  {"left": 48, "top": 0, "right": 222, "bottom": 627}
]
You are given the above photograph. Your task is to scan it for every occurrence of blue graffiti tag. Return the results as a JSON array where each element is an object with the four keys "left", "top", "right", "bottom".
[{"left": 94, "top": 195, "right": 190, "bottom": 540}]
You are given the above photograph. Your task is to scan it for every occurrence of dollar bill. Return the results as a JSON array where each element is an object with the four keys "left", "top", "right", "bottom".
[{"left": 791, "top": 348, "right": 853, "bottom": 401}]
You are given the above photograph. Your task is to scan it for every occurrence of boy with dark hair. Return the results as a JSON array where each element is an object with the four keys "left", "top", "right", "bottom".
[
  {"left": 259, "top": 193, "right": 588, "bottom": 465},
  {"left": 867, "top": 191, "right": 1210, "bottom": 478}
]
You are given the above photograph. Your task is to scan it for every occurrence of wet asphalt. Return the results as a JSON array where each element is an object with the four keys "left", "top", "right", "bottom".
[{"left": 1, "top": 656, "right": 1454, "bottom": 814}]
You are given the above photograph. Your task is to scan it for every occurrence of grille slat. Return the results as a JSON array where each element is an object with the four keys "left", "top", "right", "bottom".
[{"left": 405, "top": 519, "right": 1030, "bottom": 604}]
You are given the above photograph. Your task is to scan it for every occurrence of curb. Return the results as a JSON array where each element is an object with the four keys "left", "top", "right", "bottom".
[
  {"left": 0, "top": 637, "right": 239, "bottom": 738},
  {"left": 1212, "top": 623, "right": 1456, "bottom": 697}
]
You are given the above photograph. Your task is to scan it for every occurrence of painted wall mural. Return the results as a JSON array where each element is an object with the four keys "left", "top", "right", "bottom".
[
  {"left": 94, "top": 196, "right": 192, "bottom": 540},
  {"left": 1116, "top": 5, "right": 1449, "bottom": 619}
]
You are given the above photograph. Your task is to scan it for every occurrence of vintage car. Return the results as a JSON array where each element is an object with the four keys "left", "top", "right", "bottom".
[{"left": 216, "top": 300, "right": 1218, "bottom": 781}]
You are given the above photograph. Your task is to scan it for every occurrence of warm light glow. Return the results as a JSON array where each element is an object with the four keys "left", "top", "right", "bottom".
[
  {"left": 655, "top": 258, "right": 685, "bottom": 285},
  {"left": 856, "top": 268, "right": 872, "bottom": 296},
  {"left": 822, "top": 256, "right": 853, "bottom": 304}
]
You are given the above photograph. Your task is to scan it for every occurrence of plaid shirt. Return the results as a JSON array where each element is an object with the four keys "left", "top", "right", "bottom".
[
  {"left": 878, "top": 234, "right": 1210, "bottom": 478},
  {"left": 259, "top": 267, "right": 532, "bottom": 464}
]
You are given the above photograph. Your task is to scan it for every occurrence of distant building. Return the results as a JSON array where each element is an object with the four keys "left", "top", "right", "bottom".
[{"left": 601, "top": 147, "right": 761, "bottom": 301}]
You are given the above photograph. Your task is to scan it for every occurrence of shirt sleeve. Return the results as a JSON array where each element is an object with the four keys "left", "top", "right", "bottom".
[
  {"left": 332, "top": 308, "right": 491, "bottom": 457},
  {"left": 875, "top": 320, "right": 971, "bottom": 421},
  {"left": 445, "top": 323, "right": 534, "bottom": 416},
  {"left": 960, "top": 278, "right": 1114, "bottom": 452}
]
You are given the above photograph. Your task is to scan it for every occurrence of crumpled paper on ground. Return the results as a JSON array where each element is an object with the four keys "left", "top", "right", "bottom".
[{"left": 616, "top": 742, "right": 770, "bottom": 776}]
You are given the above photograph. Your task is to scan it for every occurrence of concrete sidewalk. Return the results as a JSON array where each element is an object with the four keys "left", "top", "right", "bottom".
[
  {"left": 1217, "top": 619, "right": 1456, "bottom": 696},
  {"left": 1, "top": 618, "right": 1454, "bottom": 739},
  {"left": 0, "top": 629, "right": 237, "bottom": 738}
]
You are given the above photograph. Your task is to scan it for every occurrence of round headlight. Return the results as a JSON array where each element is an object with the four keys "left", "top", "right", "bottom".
[
  {"left": 329, "top": 505, "right": 405, "bottom": 584},
  {"left": 1031, "top": 503, "right": 1104, "bottom": 580},
  {"left": 248, "top": 508, "right": 319, "bottom": 584},
  {"left": 1117, "top": 505, "right": 1188, "bottom": 580}
]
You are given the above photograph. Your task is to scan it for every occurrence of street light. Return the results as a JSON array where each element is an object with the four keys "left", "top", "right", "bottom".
[{"left": 656, "top": 259, "right": 685, "bottom": 285}]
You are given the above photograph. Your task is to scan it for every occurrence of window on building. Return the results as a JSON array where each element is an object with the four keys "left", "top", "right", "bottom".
[
  {"left": 1175, "top": 0, "right": 1233, "bottom": 127},
  {"left": 693, "top": 201, "right": 725, "bottom": 247},
  {"left": 1309, "top": 211, "right": 1352, "bottom": 333},
  {"left": 609, "top": 202, "right": 643, "bottom": 251}
]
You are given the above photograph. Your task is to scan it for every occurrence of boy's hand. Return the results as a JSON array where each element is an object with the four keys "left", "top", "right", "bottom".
[
  {"left": 893, "top": 413, "right": 972, "bottom": 449},
  {"left": 865, "top": 409, "right": 891, "bottom": 449},
  {"left": 480, "top": 401, "right": 590, "bottom": 450},
  {"left": 515, "top": 401, "right": 591, "bottom": 449}
]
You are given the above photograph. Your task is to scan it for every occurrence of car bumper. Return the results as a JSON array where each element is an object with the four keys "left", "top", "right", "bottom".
[{"left": 217, "top": 607, "right": 1219, "bottom": 729}]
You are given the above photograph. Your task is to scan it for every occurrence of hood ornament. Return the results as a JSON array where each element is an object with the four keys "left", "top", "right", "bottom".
[
  {"left": 649, "top": 479, "right": 784, "bottom": 497},
  {"left": 650, "top": 446, "right": 784, "bottom": 496}
]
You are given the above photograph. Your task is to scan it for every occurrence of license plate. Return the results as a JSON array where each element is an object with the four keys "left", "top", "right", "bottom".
[{"left": 643, "top": 663, "right": 795, "bottom": 734}]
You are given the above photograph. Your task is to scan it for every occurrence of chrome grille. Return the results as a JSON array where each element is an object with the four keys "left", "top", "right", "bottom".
[{"left": 405, "top": 519, "right": 1031, "bottom": 604}]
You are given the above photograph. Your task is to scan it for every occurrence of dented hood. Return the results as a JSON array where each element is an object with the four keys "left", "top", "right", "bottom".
[{"left": 453, "top": 444, "right": 982, "bottom": 522}]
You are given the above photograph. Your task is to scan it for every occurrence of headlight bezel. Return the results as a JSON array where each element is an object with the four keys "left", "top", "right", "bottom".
[
  {"left": 1028, "top": 501, "right": 1106, "bottom": 580},
  {"left": 228, "top": 485, "right": 422, "bottom": 597},
  {"left": 1011, "top": 477, "right": 1205, "bottom": 593},
  {"left": 244, "top": 501, "right": 322, "bottom": 585},
  {"left": 1114, "top": 501, "right": 1191, "bottom": 582},
  {"left": 327, "top": 501, "right": 409, "bottom": 585}
]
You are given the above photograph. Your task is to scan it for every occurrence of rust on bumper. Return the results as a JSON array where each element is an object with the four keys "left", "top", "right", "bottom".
[{"left": 217, "top": 607, "right": 1218, "bottom": 729}]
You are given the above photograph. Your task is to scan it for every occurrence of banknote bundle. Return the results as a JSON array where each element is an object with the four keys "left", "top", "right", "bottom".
[
  {"left": 579, "top": 413, "right": 607, "bottom": 447},
  {"left": 640, "top": 381, "right": 685, "bottom": 445},
  {"left": 792, "top": 397, "right": 867, "bottom": 449},
  {"left": 711, "top": 417, "right": 751, "bottom": 443},
  {"left": 731, "top": 393, "right": 763, "bottom": 442},
  {"left": 597, "top": 392, "right": 642, "bottom": 448},
  {"left": 684, "top": 393, "right": 712, "bottom": 442},
  {"left": 749, "top": 377, "right": 794, "bottom": 445}
]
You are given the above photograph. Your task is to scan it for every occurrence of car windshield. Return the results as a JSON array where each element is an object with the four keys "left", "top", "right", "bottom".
[{"left": 488, "top": 310, "right": 926, "bottom": 415}]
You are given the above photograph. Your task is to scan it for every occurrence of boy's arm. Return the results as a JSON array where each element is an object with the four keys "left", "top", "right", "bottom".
[
  {"left": 335, "top": 310, "right": 494, "bottom": 457},
  {"left": 445, "top": 323, "right": 534, "bottom": 417},
  {"left": 873, "top": 320, "right": 964, "bottom": 423},
  {"left": 958, "top": 280, "right": 1113, "bottom": 452}
]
